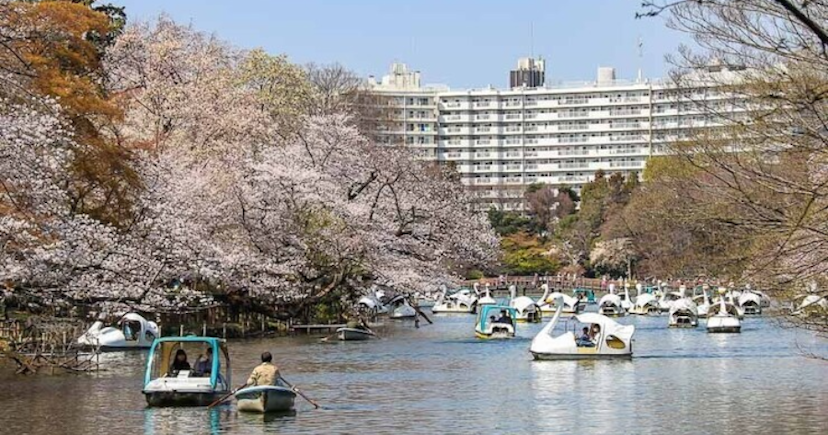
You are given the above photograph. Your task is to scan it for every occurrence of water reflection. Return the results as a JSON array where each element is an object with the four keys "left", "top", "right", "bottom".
[{"left": 0, "top": 315, "right": 825, "bottom": 435}]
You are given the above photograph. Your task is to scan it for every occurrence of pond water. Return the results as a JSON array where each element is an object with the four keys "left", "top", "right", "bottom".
[{"left": 1, "top": 309, "right": 826, "bottom": 434}]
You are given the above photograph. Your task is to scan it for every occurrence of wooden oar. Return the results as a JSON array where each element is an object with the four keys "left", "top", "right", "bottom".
[
  {"left": 207, "top": 383, "right": 248, "bottom": 409},
  {"left": 279, "top": 376, "right": 320, "bottom": 409},
  {"left": 413, "top": 305, "right": 433, "bottom": 324}
]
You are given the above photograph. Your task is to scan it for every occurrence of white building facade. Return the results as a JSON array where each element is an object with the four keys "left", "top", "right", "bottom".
[{"left": 367, "top": 63, "right": 729, "bottom": 211}]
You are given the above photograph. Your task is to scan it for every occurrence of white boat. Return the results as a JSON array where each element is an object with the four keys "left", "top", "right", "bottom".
[
  {"left": 478, "top": 283, "right": 497, "bottom": 306},
  {"left": 530, "top": 297, "right": 635, "bottom": 360},
  {"left": 235, "top": 385, "right": 296, "bottom": 413},
  {"left": 694, "top": 286, "right": 713, "bottom": 317},
  {"left": 336, "top": 327, "right": 375, "bottom": 341},
  {"left": 668, "top": 298, "right": 699, "bottom": 328},
  {"left": 657, "top": 288, "right": 684, "bottom": 312},
  {"left": 357, "top": 289, "right": 387, "bottom": 316},
  {"left": 77, "top": 313, "right": 159, "bottom": 350},
  {"left": 474, "top": 305, "right": 517, "bottom": 339},
  {"left": 413, "top": 291, "right": 438, "bottom": 308},
  {"left": 537, "top": 284, "right": 580, "bottom": 315},
  {"left": 509, "top": 285, "right": 542, "bottom": 322},
  {"left": 737, "top": 292, "right": 763, "bottom": 316},
  {"left": 793, "top": 294, "right": 828, "bottom": 315},
  {"left": 143, "top": 337, "right": 231, "bottom": 407},
  {"left": 628, "top": 293, "right": 659, "bottom": 316},
  {"left": 707, "top": 289, "right": 742, "bottom": 333},
  {"left": 598, "top": 294, "right": 626, "bottom": 317},
  {"left": 432, "top": 287, "right": 478, "bottom": 314},
  {"left": 387, "top": 295, "right": 417, "bottom": 319},
  {"left": 620, "top": 284, "right": 634, "bottom": 312}
]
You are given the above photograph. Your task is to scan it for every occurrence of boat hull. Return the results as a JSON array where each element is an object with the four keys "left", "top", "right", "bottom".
[
  {"left": 235, "top": 386, "right": 296, "bottom": 413},
  {"left": 143, "top": 390, "right": 227, "bottom": 407},
  {"left": 336, "top": 328, "right": 374, "bottom": 341},
  {"left": 530, "top": 351, "right": 632, "bottom": 361}
]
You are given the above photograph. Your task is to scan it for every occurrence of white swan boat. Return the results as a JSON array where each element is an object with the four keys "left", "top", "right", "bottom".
[
  {"left": 357, "top": 289, "right": 387, "bottom": 316},
  {"left": 235, "top": 385, "right": 296, "bottom": 413},
  {"left": 530, "top": 297, "right": 635, "bottom": 360},
  {"left": 737, "top": 292, "right": 763, "bottom": 316},
  {"left": 509, "top": 285, "right": 541, "bottom": 322},
  {"left": 478, "top": 283, "right": 497, "bottom": 306},
  {"left": 474, "top": 305, "right": 517, "bottom": 339},
  {"left": 707, "top": 290, "right": 742, "bottom": 333},
  {"left": 537, "top": 284, "right": 581, "bottom": 315},
  {"left": 694, "top": 286, "right": 713, "bottom": 317},
  {"left": 387, "top": 295, "right": 417, "bottom": 319},
  {"left": 668, "top": 298, "right": 699, "bottom": 328},
  {"left": 628, "top": 293, "right": 659, "bottom": 315},
  {"left": 620, "top": 284, "right": 634, "bottom": 312},
  {"left": 432, "top": 287, "right": 478, "bottom": 314},
  {"left": 77, "top": 313, "right": 159, "bottom": 350},
  {"left": 598, "top": 294, "right": 626, "bottom": 317}
]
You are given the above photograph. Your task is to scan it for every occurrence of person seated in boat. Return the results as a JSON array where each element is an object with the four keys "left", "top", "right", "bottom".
[
  {"left": 193, "top": 346, "right": 213, "bottom": 377},
  {"left": 576, "top": 327, "right": 595, "bottom": 347},
  {"left": 590, "top": 324, "right": 601, "bottom": 341},
  {"left": 495, "top": 309, "right": 512, "bottom": 324},
  {"left": 169, "top": 349, "right": 191, "bottom": 374},
  {"left": 247, "top": 351, "right": 280, "bottom": 387}
]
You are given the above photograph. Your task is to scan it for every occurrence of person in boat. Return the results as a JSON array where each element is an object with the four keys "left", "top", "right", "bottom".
[
  {"left": 193, "top": 346, "right": 213, "bottom": 377},
  {"left": 590, "top": 324, "right": 601, "bottom": 341},
  {"left": 577, "top": 326, "right": 595, "bottom": 347},
  {"left": 170, "top": 349, "right": 191, "bottom": 374},
  {"left": 495, "top": 309, "right": 512, "bottom": 324},
  {"left": 247, "top": 351, "right": 280, "bottom": 387}
]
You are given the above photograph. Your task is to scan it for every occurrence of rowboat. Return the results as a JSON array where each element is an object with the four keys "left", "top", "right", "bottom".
[
  {"left": 235, "top": 385, "right": 296, "bottom": 413},
  {"left": 336, "top": 327, "right": 375, "bottom": 341}
]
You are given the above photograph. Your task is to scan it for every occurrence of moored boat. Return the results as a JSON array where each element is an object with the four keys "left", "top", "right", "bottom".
[
  {"left": 336, "top": 327, "right": 375, "bottom": 341},
  {"left": 142, "top": 336, "right": 231, "bottom": 407},
  {"left": 235, "top": 385, "right": 297, "bottom": 413},
  {"left": 77, "top": 312, "right": 159, "bottom": 350}
]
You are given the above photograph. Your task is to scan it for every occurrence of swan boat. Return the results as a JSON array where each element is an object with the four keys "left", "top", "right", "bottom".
[
  {"left": 387, "top": 295, "right": 417, "bottom": 319},
  {"left": 707, "top": 290, "right": 742, "bottom": 333},
  {"left": 668, "top": 298, "right": 699, "bottom": 328},
  {"left": 628, "top": 293, "right": 660, "bottom": 315},
  {"left": 537, "top": 284, "right": 581, "bottom": 315},
  {"left": 737, "top": 292, "right": 763, "bottom": 315},
  {"left": 509, "top": 285, "right": 542, "bottom": 323},
  {"left": 432, "top": 287, "right": 478, "bottom": 314},
  {"left": 77, "top": 313, "right": 160, "bottom": 350},
  {"left": 143, "top": 336, "right": 231, "bottom": 407},
  {"left": 530, "top": 297, "right": 635, "bottom": 360},
  {"left": 474, "top": 305, "right": 517, "bottom": 339},
  {"left": 235, "top": 385, "right": 297, "bottom": 413},
  {"left": 598, "top": 294, "right": 626, "bottom": 317},
  {"left": 478, "top": 283, "right": 497, "bottom": 306}
]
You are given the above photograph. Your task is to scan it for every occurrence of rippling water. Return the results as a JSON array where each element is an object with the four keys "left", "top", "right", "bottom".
[{"left": 1, "top": 311, "right": 826, "bottom": 434}]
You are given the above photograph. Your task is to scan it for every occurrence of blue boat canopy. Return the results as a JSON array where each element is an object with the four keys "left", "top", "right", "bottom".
[
  {"left": 477, "top": 305, "right": 518, "bottom": 329},
  {"left": 144, "top": 336, "right": 231, "bottom": 389}
]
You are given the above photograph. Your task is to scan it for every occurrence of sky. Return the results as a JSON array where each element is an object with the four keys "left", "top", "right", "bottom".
[{"left": 109, "top": 0, "right": 693, "bottom": 89}]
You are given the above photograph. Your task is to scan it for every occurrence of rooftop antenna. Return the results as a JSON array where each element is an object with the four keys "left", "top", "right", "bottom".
[{"left": 637, "top": 35, "right": 644, "bottom": 82}]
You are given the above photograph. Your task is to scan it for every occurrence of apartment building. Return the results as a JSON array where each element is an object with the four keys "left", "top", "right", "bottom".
[{"left": 366, "top": 61, "right": 737, "bottom": 211}]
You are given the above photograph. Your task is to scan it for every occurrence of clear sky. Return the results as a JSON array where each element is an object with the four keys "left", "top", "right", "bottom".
[{"left": 109, "top": 0, "right": 692, "bottom": 89}]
